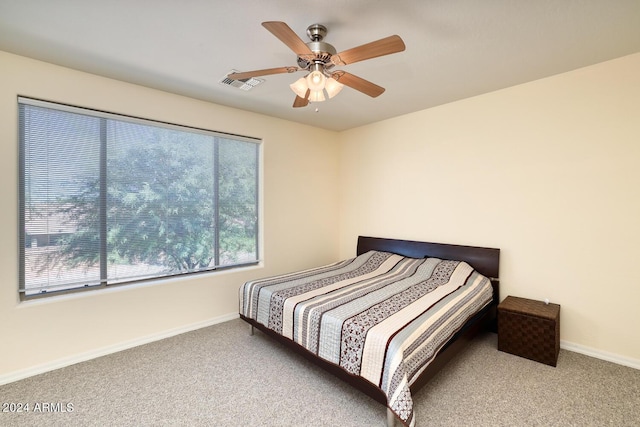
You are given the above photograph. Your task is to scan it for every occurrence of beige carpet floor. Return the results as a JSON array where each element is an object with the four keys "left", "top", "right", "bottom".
[{"left": 1, "top": 318, "right": 639, "bottom": 426}]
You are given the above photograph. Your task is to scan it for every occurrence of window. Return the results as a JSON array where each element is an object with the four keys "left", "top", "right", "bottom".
[{"left": 19, "top": 97, "right": 260, "bottom": 297}]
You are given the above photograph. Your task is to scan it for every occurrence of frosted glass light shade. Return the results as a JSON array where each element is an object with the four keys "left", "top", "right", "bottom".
[
  {"left": 290, "top": 77, "right": 309, "bottom": 98},
  {"left": 308, "top": 90, "right": 326, "bottom": 102},
  {"left": 306, "top": 70, "right": 326, "bottom": 91},
  {"left": 325, "top": 78, "right": 344, "bottom": 98}
]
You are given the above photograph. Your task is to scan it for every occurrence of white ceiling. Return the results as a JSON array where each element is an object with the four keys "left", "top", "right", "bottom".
[{"left": 1, "top": 0, "right": 639, "bottom": 131}]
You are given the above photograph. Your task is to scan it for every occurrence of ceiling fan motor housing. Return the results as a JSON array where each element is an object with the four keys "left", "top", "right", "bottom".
[{"left": 297, "top": 24, "right": 336, "bottom": 71}]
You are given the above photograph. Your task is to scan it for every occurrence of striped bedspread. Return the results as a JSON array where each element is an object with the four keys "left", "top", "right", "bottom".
[{"left": 239, "top": 250, "right": 493, "bottom": 427}]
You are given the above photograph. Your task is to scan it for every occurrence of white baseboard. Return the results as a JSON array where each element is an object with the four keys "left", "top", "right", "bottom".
[
  {"left": 0, "top": 312, "right": 239, "bottom": 386},
  {"left": 3, "top": 315, "right": 637, "bottom": 386},
  {"left": 561, "top": 340, "right": 640, "bottom": 370}
]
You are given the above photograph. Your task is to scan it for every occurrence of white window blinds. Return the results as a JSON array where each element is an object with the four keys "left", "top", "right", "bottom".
[{"left": 19, "top": 97, "right": 260, "bottom": 296}]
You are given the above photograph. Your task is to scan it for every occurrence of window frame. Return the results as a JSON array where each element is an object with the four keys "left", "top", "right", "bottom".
[{"left": 18, "top": 96, "right": 261, "bottom": 299}]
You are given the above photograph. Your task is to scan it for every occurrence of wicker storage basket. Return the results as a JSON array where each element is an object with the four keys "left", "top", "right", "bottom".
[{"left": 498, "top": 296, "right": 560, "bottom": 367}]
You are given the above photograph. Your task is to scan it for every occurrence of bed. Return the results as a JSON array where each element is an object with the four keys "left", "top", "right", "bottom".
[{"left": 239, "top": 236, "right": 500, "bottom": 427}]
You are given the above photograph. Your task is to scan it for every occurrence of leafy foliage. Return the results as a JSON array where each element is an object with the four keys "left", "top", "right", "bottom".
[{"left": 53, "top": 125, "right": 257, "bottom": 277}]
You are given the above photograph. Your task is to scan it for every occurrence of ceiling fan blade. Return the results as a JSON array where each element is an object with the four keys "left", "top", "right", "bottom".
[
  {"left": 262, "top": 21, "right": 314, "bottom": 56},
  {"left": 331, "top": 35, "right": 405, "bottom": 66},
  {"left": 293, "top": 89, "right": 310, "bottom": 108},
  {"left": 228, "top": 67, "right": 299, "bottom": 80},
  {"left": 333, "top": 72, "right": 385, "bottom": 98}
]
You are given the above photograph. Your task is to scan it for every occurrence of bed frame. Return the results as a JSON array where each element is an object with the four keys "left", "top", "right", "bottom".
[{"left": 240, "top": 235, "right": 500, "bottom": 426}]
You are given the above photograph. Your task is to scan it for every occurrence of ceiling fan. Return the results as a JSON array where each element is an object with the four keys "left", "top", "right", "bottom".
[{"left": 228, "top": 21, "right": 406, "bottom": 108}]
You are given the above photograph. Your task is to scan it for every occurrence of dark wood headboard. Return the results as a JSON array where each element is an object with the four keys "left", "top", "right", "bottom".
[{"left": 357, "top": 235, "right": 500, "bottom": 302}]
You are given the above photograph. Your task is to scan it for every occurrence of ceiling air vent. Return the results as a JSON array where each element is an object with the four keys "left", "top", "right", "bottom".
[{"left": 219, "top": 70, "right": 264, "bottom": 91}]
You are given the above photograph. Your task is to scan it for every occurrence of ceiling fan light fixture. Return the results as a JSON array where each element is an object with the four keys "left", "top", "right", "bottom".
[
  {"left": 308, "top": 89, "right": 326, "bottom": 103},
  {"left": 290, "top": 77, "right": 309, "bottom": 98},
  {"left": 306, "top": 69, "right": 326, "bottom": 92},
  {"left": 325, "top": 77, "right": 344, "bottom": 98}
]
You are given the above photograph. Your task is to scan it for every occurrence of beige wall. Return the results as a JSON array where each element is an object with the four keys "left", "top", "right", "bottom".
[
  {"left": 0, "top": 51, "right": 340, "bottom": 380},
  {"left": 338, "top": 53, "right": 640, "bottom": 362},
  {"left": 2, "top": 49, "right": 639, "bottom": 382}
]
